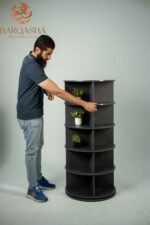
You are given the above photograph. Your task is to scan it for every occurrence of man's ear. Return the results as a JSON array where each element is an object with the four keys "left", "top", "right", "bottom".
[{"left": 35, "top": 47, "right": 41, "bottom": 54}]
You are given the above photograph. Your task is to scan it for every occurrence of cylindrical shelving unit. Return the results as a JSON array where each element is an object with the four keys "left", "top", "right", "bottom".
[{"left": 64, "top": 80, "right": 116, "bottom": 201}]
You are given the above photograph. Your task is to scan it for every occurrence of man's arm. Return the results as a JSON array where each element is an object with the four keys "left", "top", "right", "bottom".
[{"left": 39, "top": 79, "right": 97, "bottom": 112}]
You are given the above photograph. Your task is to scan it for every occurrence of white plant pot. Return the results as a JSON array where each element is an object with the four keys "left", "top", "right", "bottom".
[{"left": 75, "top": 118, "right": 82, "bottom": 126}]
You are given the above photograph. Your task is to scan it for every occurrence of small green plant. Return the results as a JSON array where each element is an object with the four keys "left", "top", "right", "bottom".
[
  {"left": 71, "top": 109, "right": 85, "bottom": 118},
  {"left": 71, "top": 134, "right": 81, "bottom": 143},
  {"left": 72, "top": 88, "right": 84, "bottom": 97}
]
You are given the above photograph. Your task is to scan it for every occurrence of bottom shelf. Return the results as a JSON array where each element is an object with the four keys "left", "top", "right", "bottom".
[
  {"left": 66, "top": 172, "right": 116, "bottom": 201},
  {"left": 65, "top": 186, "right": 116, "bottom": 201}
]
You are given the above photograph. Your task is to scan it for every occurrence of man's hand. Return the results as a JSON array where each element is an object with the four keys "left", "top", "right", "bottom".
[
  {"left": 47, "top": 92, "right": 54, "bottom": 101},
  {"left": 82, "top": 102, "right": 97, "bottom": 112},
  {"left": 44, "top": 90, "right": 54, "bottom": 101}
]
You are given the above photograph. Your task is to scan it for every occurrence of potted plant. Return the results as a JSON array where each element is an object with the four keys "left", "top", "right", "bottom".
[
  {"left": 71, "top": 134, "right": 81, "bottom": 147},
  {"left": 72, "top": 88, "right": 84, "bottom": 98},
  {"left": 71, "top": 109, "right": 85, "bottom": 126}
]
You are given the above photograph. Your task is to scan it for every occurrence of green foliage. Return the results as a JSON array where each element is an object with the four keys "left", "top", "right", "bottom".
[
  {"left": 72, "top": 88, "right": 84, "bottom": 97},
  {"left": 71, "top": 109, "right": 85, "bottom": 118},
  {"left": 71, "top": 134, "right": 81, "bottom": 143}
]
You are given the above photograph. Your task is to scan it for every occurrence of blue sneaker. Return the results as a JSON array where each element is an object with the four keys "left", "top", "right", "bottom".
[
  {"left": 26, "top": 185, "right": 48, "bottom": 202},
  {"left": 38, "top": 176, "right": 56, "bottom": 190}
]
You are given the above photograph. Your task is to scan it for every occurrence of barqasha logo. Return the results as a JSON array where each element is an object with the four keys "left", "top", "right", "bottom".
[{"left": 11, "top": 2, "right": 32, "bottom": 25}]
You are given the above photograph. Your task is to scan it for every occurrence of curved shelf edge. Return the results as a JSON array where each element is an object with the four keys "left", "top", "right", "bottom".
[
  {"left": 65, "top": 187, "right": 116, "bottom": 202},
  {"left": 65, "top": 144, "right": 115, "bottom": 153},
  {"left": 64, "top": 80, "right": 115, "bottom": 82},
  {"left": 96, "top": 102, "right": 115, "bottom": 106},
  {"left": 65, "top": 101, "right": 115, "bottom": 106},
  {"left": 65, "top": 124, "right": 115, "bottom": 129},
  {"left": 65, "top": 166, "right": 115, "bottom": 176}
]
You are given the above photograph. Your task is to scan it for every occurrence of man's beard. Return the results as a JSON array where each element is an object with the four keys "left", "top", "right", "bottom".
[{"left": 36, "top": 53, "right": 47, "bottom": 68}]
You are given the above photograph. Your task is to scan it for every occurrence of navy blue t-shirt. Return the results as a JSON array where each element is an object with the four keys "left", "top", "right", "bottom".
[{"left": 17, "top": 53, "right": 48, "bottom": 120}]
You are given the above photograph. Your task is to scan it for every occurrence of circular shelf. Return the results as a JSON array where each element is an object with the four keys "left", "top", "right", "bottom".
[
  {"left": 65, "top": 166, "right": 115, "bottom": 176},
  {"left": 65, "top": 186, "right": 116, "bottom": 201},
  {"left": 65, "top": 145, "right": 115, "bottom": 153},
  {"left": 65, "top": 80, "right": 116, "bottom": 201},
  {"left": 65, "top": 101, "right": 115, "bottom": 106},
  {"left": 64, "top": 80, "right": 115, "bottom": 82},
  {"left": 65, "top": 124, "right": 115, "bottom": 129}
]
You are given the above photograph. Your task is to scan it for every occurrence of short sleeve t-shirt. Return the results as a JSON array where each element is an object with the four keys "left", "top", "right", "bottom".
[{"left": 17, "top": 53, "right": 48, "bottom": 120}]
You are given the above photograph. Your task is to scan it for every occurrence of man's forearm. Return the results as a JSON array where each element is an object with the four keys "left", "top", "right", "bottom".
[
  {"left": 56, "top": 89, "right": 86, "bottom": 107},
  {"left": 39, "top": 79, "right": 97, "bottom": 112}
]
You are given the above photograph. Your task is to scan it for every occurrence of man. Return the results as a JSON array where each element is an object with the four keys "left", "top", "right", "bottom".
[{"left": 17, "top": 35, "right": 97, "bottom": 203}]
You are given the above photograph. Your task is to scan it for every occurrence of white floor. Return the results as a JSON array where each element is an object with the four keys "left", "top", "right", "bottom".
[{"left": 0, "top": 159, "right": 150, "bottom": 225}]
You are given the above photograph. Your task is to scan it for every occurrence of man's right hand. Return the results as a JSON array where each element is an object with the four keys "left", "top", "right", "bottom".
[{"left": 82, "top": 101, "right": 97, "bottom": 112}]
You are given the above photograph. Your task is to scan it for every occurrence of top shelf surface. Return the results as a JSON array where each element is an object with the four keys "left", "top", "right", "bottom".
[{"left": 64, "top": 80, "right": 115, "bottom": 83}]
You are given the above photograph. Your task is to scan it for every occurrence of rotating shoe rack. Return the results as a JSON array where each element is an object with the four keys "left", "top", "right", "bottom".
[{"left": 64, "top": 80, "right": 116, "bottom": 201}]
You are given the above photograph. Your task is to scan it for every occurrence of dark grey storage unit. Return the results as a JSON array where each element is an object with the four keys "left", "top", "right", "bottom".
[{"left": 64, "top": 80, "right": 116, "bottom": 201}]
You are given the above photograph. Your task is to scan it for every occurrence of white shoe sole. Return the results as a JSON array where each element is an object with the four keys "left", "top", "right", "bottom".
[
  {"left": 39, "top": 186, "right": 56, "bottom": 190},
  {"left": 26, "top": 194, "right": 48, "bottom": 202}
]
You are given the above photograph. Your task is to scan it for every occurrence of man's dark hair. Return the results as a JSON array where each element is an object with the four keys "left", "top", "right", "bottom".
[{"left": 34, "top": 35, "right": 55, "bottom": 51}]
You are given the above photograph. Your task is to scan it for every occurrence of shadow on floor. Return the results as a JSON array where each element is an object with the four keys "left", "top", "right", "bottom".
[{"left": 0, "top": 184, "right": 25, "bottom": 198}]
